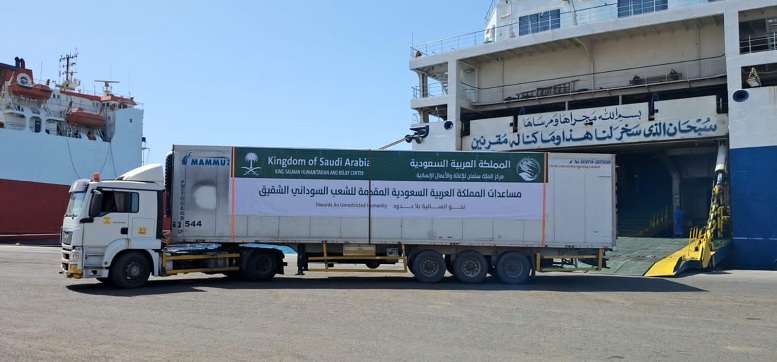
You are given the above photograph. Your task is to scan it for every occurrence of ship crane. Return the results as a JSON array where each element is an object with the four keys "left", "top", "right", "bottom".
[{"left": 94, "top": 80, "right": 119, "bottom": 95}]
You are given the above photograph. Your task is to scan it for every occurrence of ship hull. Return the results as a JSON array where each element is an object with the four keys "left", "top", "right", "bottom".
[
  {"left": 0, "top": 178, "right": 69, "bottom": 240},
  {"left": 0, "top": 101, "right": 143, "bottom": 240}
]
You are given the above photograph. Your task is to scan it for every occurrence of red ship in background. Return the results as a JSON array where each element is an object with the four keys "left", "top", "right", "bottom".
[{"left": 0, "top": 52, "right": 145, "bottom": 241}]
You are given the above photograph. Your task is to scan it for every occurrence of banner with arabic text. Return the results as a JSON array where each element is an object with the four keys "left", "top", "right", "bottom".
[{"left": 232, "top": 148, "right": 545, "bottom": 218}]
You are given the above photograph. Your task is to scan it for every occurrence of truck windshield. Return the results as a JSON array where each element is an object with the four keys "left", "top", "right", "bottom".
[{"left": 64, "top": 192, "right": 87, "bottom": 218}]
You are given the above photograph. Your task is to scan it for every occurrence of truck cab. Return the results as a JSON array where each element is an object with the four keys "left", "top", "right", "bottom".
[{"left": 61, "top": 164, "right": 165, "bottom": 286}]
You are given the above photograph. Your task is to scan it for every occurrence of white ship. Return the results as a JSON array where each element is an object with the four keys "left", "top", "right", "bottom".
[
  {"left": 408, "top": 0, "right": 777, "bottom": 270},
  {"left": 0, "top": 53, "right": 144, "bottom": 239}
]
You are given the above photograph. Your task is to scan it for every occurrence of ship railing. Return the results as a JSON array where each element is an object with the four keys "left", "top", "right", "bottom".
[
  {"left": 457, "top": 54, "right": 725, "bottom": 105},
  {"left": 32, "top": 77, "right": 144, "bottom": 110},
  {"left": 740, "top": 31, "right": 777, "bottom": 55},
  {"left": 412, "top": 82, "right": 448, "bottom": 99},
  {"left": 31, "top": 77, "right": 103, "bottom": 98},
  {"left": 411, "top": 0, "right": 715, "bottom": 58}
]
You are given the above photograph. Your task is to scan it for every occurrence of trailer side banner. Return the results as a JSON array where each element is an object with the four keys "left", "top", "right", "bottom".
[{"left": 232, "top": 148, "right": 546, "bottom": 219}]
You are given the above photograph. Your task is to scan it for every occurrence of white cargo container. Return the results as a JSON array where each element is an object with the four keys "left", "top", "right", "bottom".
[{"left": 60, "top": 145, "right": 615, "bottom": 288}]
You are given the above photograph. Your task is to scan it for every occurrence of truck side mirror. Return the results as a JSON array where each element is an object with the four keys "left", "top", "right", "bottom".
[{"left": 88, "top": 191, "right": 104, "bottom": 218}]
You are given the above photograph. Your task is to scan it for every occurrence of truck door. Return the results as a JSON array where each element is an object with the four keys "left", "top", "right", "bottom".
[{"left": 82, "top": 189, "right": 139, "bottom": 247}]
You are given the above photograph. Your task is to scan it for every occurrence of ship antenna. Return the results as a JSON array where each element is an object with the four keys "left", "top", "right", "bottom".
[
  {"left": 58, "top": 50, "right": 80, "bottom": 91},
  {"left": 94, "top": 80, "right": 120, "bottom": 95}
]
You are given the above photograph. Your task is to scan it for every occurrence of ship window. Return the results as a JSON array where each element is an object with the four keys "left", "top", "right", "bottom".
[
  {"left": 617, "top": 0, "right": 668, "bottom": 18},
  {"left": 518, "top": 10, "right": 560, "bottom": 36}
]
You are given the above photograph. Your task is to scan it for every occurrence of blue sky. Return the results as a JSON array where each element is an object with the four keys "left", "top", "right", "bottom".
[{"left": 3, "top": 1, "right": 488, "bottom": 165}]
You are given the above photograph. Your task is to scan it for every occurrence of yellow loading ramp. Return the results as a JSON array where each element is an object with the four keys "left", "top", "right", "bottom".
[
  {"left": 644, "top": 230, "right": 730, "bottom": 277},
  {"left": 645, "top": 181, "right": 731, "bottom": 277}
]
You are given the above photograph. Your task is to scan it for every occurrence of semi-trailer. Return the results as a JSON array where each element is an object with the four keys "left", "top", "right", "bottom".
[{"left": 60, "top": 145, "right": 615, "bottom": 288}]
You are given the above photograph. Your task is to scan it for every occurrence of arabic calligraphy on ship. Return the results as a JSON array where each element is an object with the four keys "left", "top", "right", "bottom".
[
  {"left": 520, "top": 107, "right": 643, "bottom": 129},
  {"left": 471, "top": 117, "right": 722, "bottom": 151}
]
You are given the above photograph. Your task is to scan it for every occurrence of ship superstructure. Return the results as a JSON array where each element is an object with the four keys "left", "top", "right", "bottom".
[
  {"left": 409, "top": 0, "right": 777, "bottom": 269},
  {"left": 0, "top": 53, "right": 144, "bottom": 239}
]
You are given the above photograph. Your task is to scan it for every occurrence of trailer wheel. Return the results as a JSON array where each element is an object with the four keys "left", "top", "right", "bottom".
[
  {"left": 453, "top": 250, "right": 488, "bottom": 284},
  {"left": 243, "top": 251, "right": 277, "bottom": 281},
  {"left": 110, "top": 251, "right": 151, "bottom": 289},
  {"left": 411, "top": 250, "right": 446, "bottom": 283},
  {"left": 495, "top": 252, "right": 531, "bottom": 285}
]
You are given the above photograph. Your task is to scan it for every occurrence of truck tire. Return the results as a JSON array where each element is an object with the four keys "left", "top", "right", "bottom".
[
  {"left": 495, "top": 252, "right": 531, "bottom": 285},
  {"left": 242, "top": 251, "right": 277, "bottom": 281},
  {"left": 411, "top": 250, "right": 446, "bottom": 283},
  {"left": 453, "top": 250, "right": 488, "bottom": 284},
  {"left": 365, "top": 260, "right": 381, "bottom": 269},
  {"left": 110, "top": 251, "right": 151, "bottom": 289}
]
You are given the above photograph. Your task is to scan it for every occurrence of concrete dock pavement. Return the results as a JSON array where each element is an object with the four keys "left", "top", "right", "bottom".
[{"left": 3, "top": 243, "right": 777, "bottom": 361}]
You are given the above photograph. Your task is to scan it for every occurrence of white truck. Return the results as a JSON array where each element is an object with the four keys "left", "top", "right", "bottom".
[{"left": 61, "top": 145, "right": 615, "bottom": 288}]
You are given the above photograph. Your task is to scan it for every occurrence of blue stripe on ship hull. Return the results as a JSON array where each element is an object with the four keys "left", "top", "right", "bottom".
[{"left": 730, "top": 146, "right": 777, "bottom": 269}]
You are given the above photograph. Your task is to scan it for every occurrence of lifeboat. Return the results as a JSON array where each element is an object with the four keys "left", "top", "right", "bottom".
[
  {"left": 66, "top": 108, "right": 104, "bottom": 128},
  {"left": 8, "top": 83, "right": 53, "bottom": 101}
]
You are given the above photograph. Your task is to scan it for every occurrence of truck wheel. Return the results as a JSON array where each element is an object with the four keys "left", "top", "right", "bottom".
[
  {"left": 411, "top": 250, "right": 446, "bottom": 283},
  {"left": 243, "top": 251, "right": 277, "bottom": 281},
  {"left": 453, "top": 250, "right": 488, "bottom": 284},
  {"left": 495, "top": 252, "right": 531, "bottom": 285},
  {"left": 365, "top": 261, "right": 380, "bottom": 269},
  {"left": 110, "top": 251, "right": 150, "bottom": 289}
]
